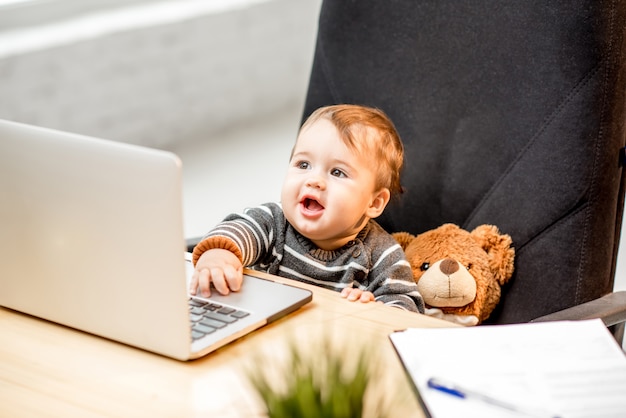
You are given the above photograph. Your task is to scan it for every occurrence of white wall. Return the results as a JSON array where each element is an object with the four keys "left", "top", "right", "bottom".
[{"left": 0, "top": 0, "right": 321, "bottom": 148}]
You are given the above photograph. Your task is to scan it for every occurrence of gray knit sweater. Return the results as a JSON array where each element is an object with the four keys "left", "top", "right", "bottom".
[{"left": 193, "top": 202, "right": 424, "bottom": 313}]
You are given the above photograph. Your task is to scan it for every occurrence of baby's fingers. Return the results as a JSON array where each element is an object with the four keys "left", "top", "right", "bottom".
[
  {"left": 195, "top": 268, "right": 214, "bottom": 297},
  {"left": 340, "top": 288, "right": 375, "bottom": 303},
  {"left": 341, "top": 287, "right": 362, "bottom": 301},
  {"left": 359, "top": 291, "right": 375, "bottom": 303},
  {"left": 222, "top": 264, "right": 243, "bottom": 292},
  {"left": 189, "top": 270, "right": 200, "bottom": 295},
  {"left": 208, "top": 268, "right": 231, "bottom": 295}
]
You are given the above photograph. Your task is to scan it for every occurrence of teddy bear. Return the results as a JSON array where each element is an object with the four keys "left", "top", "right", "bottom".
[{"left": 393, "top": 224, "right": 515, "bottom": 326}]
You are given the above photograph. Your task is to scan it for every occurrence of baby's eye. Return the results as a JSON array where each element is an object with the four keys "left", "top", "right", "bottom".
[
  {"left": 296, "top": 161, "right": 310, "bottom": 170},
  {"left": 330, "top": 168, "right": 347, "bottom": 178}
]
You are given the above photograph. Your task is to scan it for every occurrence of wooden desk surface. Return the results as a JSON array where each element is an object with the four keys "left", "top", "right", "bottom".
[{"left": 0, "top": 271, "right": 455, "bottom": 417}]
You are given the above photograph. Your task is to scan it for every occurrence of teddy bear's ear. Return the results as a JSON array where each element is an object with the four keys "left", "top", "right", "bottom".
[
  {"left": 470, "top": 225, "right": 515, "bottom": 285},
  {"left": 392, "top": 232, "right": 416, "bottom": 251}
]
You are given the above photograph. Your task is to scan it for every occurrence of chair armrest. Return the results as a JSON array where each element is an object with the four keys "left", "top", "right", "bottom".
[
  {"left": 531, "top": 291, "right": 626, "bottom": 345},
  {"left": 186, "top": 237, "right": 202, "bottom": 253},
  {"left": 531, "top": 291, "right": 626, "bottom": 326}
]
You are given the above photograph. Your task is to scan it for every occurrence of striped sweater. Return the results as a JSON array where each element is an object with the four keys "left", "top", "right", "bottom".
[{"left": 192, "top": 202, "right": 425, "bottom": 313}]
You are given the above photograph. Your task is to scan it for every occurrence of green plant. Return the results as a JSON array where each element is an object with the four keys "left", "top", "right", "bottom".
[{"left": 245, "top": 334, "right": 393, "bottom": 418}]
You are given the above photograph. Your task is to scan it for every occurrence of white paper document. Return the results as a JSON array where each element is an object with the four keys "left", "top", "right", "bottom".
[{"left": 389, "top": 319, "right": 626, "bottom": 418}]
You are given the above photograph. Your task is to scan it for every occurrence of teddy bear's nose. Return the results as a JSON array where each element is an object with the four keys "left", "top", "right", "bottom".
[{"left": 439, "top": 258, "right": 460, "bottom": 275}]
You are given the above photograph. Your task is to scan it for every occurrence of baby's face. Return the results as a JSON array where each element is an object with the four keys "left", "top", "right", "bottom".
[{"left": 281, "top": 118, "right": 388, "bottom": 251}]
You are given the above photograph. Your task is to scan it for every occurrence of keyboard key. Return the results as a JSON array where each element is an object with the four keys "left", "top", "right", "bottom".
[
  {"left": 203, "top": 311, "right": 237, "bottom": 324},
  {"left": 194, "top": 323, "right": 217, "bottom": 334},
  {"left": 200, "top": 317, "right": 227, "bottom": 329},
  {"left": 190, "top": 306, "right": 206, "bottom": 315},
  {"left": 188, "top": 299, "right": 205, "bottom": 307},
  {"left": 191, "top": 330, "right": 205, "bottom": 340},
  {"left": 231, "top": 310, "right": 250, "bottom": 319}
]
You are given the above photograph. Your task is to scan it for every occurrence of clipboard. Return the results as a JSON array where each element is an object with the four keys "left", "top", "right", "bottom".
[{"left": 389, "top": 319, "right": 626, "bottom": 418}]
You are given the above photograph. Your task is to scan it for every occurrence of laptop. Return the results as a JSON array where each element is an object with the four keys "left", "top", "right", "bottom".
[{"left": 0, "top": 119, "right": 312, "bottom": 361}]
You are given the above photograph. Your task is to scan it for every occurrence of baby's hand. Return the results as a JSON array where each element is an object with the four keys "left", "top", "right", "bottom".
[
  {"left": 340, "top": 287, "right": 376, "bottom": 303},
  {"left": 190, "top": 249, "right": 243, "bottom": 297}
]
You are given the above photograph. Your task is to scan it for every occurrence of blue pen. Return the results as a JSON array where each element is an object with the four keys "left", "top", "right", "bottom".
[{"left": 427, "top": 377, "right": 561, "bottom": 418}]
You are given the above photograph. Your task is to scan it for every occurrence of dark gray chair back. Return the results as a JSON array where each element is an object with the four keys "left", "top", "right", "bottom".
[{"left": 303, "top": 0, "right": 626, "bottom": 324}]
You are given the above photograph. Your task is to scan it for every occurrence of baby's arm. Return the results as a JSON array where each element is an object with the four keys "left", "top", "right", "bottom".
[
  {"left": 189, "top": 203, "right": 280, "bottom": 297},
  {"left": 367, "top": 246, "right": 425, "bottom": 313},
  {"left": 190, "top": 249, "right": 243, "bottom": 297}
]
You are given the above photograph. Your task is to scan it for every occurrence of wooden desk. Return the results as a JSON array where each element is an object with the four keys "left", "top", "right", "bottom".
[{"left": 0, "top": 272, "right": 455, "bottom": 417}]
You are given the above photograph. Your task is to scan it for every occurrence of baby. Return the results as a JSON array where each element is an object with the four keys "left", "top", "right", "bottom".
[{"left": 190, "top": 104, "right": 424, "bottom": 313}]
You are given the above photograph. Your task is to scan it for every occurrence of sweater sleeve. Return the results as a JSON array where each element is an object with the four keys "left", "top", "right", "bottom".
[
  {"left": 368, "top": 246, "right": 425, "bottom": 313},
  {"left": 363, "top": 223, "right": 425, "bottom": 313},
  {"left": 191, "top": 236, "right": 243, "bottom": 265},
  {"left": 191, "top": 203, "right": 280, "bottom": 267}
]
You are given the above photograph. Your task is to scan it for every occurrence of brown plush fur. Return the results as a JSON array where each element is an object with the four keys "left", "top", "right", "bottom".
[{"left": 393, "top": 224, "right": 515, "bottom": 324}]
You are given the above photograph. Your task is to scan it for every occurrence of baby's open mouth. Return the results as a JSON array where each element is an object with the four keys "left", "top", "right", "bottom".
[{"left": 302, "top": 197, "right": 324, "bottom": 212}]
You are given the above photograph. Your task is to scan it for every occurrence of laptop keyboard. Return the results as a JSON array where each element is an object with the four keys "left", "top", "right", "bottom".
[{"left": 188, "top": 297, "right": 250, "bottom": 341}]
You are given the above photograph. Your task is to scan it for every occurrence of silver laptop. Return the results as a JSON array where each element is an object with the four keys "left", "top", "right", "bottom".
[{"left": 0, "top": 119, "right": 312, "bottom": 361}]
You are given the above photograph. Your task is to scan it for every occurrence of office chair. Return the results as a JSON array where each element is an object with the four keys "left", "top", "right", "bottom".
[{"left": 301, "top": 0, "right": 626, "bottom": 342}]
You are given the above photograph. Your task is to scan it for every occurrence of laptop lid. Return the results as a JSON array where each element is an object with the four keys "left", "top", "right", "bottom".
[{"left": 0, "top": 119, "right": 311, "bottom": 361}]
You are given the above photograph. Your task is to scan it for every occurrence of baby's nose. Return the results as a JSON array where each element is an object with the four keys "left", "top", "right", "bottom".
[{"left": 306, "top": 174, "right": 325, "bottom": 189}]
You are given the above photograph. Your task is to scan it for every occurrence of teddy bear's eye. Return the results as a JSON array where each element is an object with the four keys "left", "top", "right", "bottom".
[
  {"left": 466, "top": 263, "right": 473, "bottom": 270},
  {"left": 420, "top": 262, "right": 430, "bottom": 271}
]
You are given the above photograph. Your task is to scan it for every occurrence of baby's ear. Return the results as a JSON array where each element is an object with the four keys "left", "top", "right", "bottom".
[
  {"left": 367, "top": 188, "right": 391, "bottom": 218},
  {"left": 392, "top": 232, "right": 415, "bottom": 251}
]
